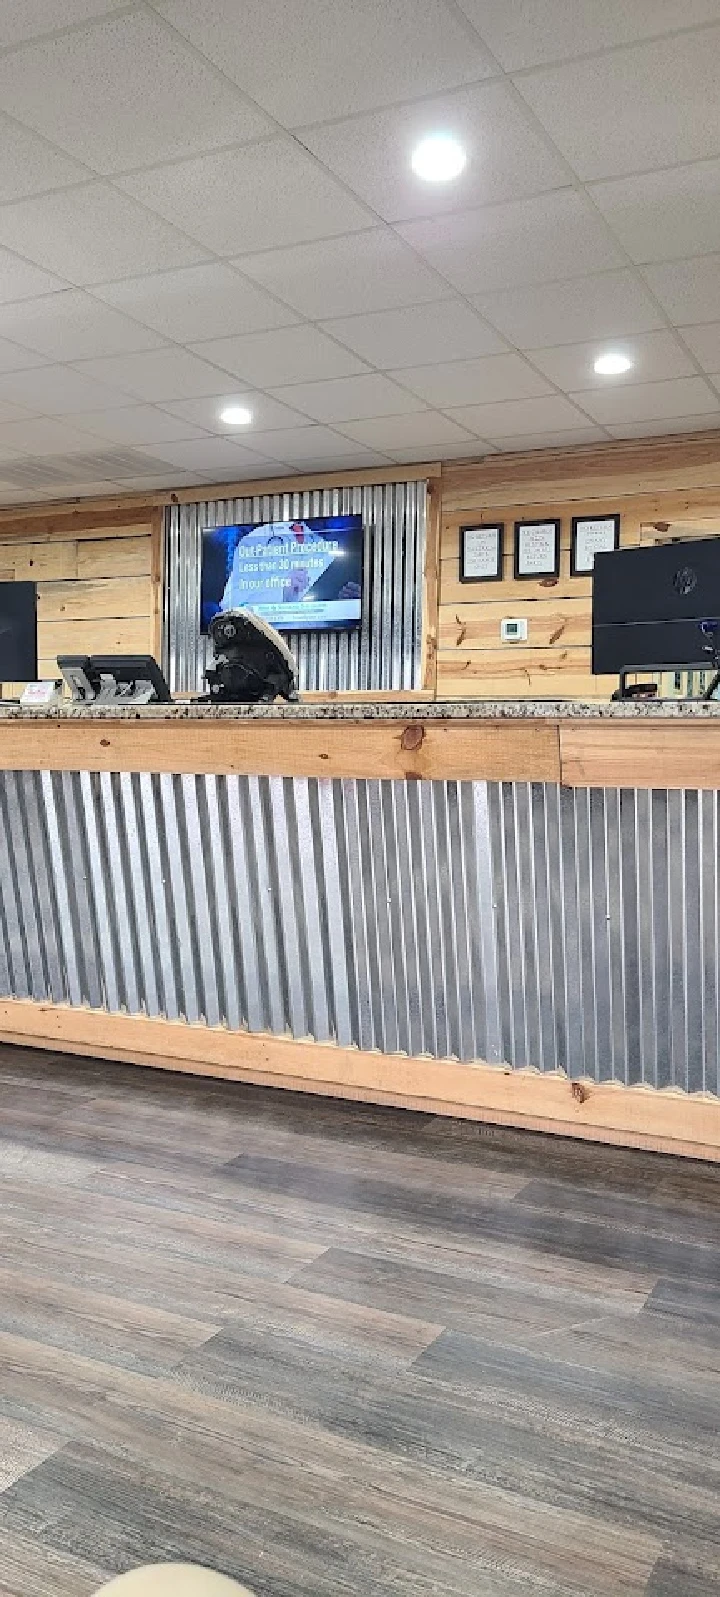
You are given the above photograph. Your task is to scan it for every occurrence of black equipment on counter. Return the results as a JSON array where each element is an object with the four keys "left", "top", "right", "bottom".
[
  {"left": 58, "top": 654, "right": 172, "bottom": 704},
  {"left": 204, "top": 609, "right": 297, "bottom": 703},
  {"left": 0, "top": 581, "right": 37, "bottom": 682},
  {"left": 593, "top": 536, "right": 720, "bottom": 699}
]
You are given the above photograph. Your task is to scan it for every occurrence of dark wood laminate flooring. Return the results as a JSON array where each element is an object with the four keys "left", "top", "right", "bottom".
[{"left": 0, "top": 1048, "right": 718, "bottom": 1597}]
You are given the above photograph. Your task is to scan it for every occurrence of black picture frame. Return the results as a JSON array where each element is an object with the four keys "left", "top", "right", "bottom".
[
  {"left": 571, "top": 513, "right": 621, "bottom": 576},
  {"left": 459, "top": 522, "right": 504, "bottom": 583},
  {"left": 514, "top": 519, "right": 561, "bottom": 580}
]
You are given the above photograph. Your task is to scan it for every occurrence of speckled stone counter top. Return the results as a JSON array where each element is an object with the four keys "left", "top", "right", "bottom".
[{"left": 0, "top": 697, "right": 719, "bottom": 721}]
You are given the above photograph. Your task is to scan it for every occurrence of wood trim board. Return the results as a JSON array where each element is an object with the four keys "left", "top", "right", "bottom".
[
  {"left": 1, "top": 714, "right": 720, "bottom": 787},
  {"left": 0, "top": 999, "right": 717, "bottom": 1162},
  {"left": 0, "top": 717, "right": 562, "bottom": 782},
  {"left": 150, "top": 506, "right": 164, "bottom": 663},
  {"left": 421, "top": 477, "right": 441, "bottom": 693},
  {"left": 559, "top": 721, "right": 720, "bottom": 789}
]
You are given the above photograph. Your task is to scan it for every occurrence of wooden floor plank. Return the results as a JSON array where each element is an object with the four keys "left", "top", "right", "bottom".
[
  {"left": 0, "top": 1527, "right": 108, "bottom": 1597},
  {"left": 291, "top": 1244, "right": 648, "bottom": 1337},
  {"left": 220, "top": 1152, "right": 720, "bottom": 1285},
  {"left": 0, "top": 1419, "right": 60, "bottom": 1495},
  {"left": 0, "top": 1046, "right": 718, "bottom": 1597}
]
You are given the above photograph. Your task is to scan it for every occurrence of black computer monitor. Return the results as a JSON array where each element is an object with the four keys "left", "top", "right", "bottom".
[
  {"left": 593, "top": 536, "right": 720, "bottom": 676},
  {"left": 0, "top": 581, "right": 37, "bottom": 681}
]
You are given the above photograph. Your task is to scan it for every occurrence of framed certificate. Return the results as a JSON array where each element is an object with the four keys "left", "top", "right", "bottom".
[
  {"left": 459, "top": 523, "right": 503, "bottom": 582},
  {"left": 571, "top": 513, "right": 620, "bottom": 575},
  {"left": 514, "top": 519, "right": 560, "bottom": 580}
]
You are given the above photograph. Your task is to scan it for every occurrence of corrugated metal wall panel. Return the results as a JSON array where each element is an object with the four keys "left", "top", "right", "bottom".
[
  {"left": 164, "top": 480, "right": 427, "bottom": 694},
  {"left": 0, "top": 772, "right": 717, "bottom": 1094}
]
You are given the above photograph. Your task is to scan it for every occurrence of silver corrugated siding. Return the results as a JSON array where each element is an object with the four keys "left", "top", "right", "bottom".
[
  {"left": 0, "top": 770, "right": 718, "bottom": 1095},
  {"left": 164, "top": 481, "right": 427, "bottom": 694}
]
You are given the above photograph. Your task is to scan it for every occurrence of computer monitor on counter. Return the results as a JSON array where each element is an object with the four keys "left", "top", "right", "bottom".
[
  {"left": 593, "top": 536, "right": 720, "bottom": 697},
  {"left": 0, "top": 581, "right": 37, "bottom": 683}
]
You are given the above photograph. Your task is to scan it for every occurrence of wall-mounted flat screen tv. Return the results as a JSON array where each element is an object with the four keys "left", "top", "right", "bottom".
[{"left": 201, "top": 514, "right": 364, "bottom": 634}]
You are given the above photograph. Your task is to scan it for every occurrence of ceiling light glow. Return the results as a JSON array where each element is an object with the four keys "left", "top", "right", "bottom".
[
  {"left": 594, "top": 352, "right": 633, "bottom": 376},
  {"left": 220, "top": 405, "right": 253, "bottom": 425},
  {"left": 411, "top": 133, "right": 466, "bottom": 182}
]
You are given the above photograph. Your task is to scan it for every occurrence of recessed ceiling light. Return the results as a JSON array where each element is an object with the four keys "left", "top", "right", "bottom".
[
  {"left": 411, "top": 133, "right": 466, "bottom": 183},
  {"left": 594, "top": 352, "right": 633, "bottom": 376},
  {"left": 220, "top": 404, "right": 253, "bottom": 425}
]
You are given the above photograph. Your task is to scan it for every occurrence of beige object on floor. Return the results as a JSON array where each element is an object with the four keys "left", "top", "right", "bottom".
[{"left": 94, "top": 1566, "right": 257, "bottom": 1597}]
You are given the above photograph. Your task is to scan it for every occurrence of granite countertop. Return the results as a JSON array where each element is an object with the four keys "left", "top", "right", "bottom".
[{"left": 1, "top": 697, "right": 720, "bottom": 721}]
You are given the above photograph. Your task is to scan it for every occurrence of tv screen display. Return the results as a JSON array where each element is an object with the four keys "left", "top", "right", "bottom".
[{"left": 201, "top": 514, "right": 364, "bottom": 634}]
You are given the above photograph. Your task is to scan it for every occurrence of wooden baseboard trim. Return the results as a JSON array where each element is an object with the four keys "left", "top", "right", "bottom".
[{"left": 0, "top": 1000, "right": 718, "bottom": 1161}]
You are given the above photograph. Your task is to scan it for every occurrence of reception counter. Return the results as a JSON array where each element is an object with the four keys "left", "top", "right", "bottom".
[{"left": 0, "top": 700, "right": 718, "bottom": 1162}]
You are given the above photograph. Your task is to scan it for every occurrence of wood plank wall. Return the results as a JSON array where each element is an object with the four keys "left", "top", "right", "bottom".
[
  {"left": 439, "top": 432, "right": 720, "bottom": 700},
  {"left": 3, "top": 433, "right": 720, "bottom": 703},
  {"left": 0, "top": 503, "right": 160, "bottom": 694}
]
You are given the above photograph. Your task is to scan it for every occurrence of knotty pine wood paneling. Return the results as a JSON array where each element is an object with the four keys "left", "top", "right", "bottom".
[
  {"left": 0, "top": 507, "right": 156, "bottom": 693},
  {"left": 439, "top": 432, "right": 720, "bottom": 702}
]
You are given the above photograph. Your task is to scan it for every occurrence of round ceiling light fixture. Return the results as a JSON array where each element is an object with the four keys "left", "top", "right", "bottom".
[
  {"left": 220, "top": 404, "right": 253, "bottom": 425},
  {"left": 593, "top": 351, "right": 633, "bottom": 376},
  {"left": 411, "top": 132, "right": 466, "bottom": 182}
]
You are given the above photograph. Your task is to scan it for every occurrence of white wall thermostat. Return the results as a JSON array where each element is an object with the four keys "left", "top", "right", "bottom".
[{"left": 500, "top": 618, "right": 528, "bottom": 643}]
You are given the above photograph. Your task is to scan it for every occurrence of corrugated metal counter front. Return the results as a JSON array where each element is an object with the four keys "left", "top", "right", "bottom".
[{"left": 0, "top": 706, "right": 718, "bottom": 1159}]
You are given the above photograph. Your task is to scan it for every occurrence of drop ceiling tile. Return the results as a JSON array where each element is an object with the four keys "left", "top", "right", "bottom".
[
  {"left": 34, "top": 478, "right": 128, "bottom": 497},
  {"left": 71, "top": 348, "right": 246, "bottom": 403},
  {"left": 108, "top": 471, "right": 218, "bottom": 490},
  {"left": 0, "top": 445, "right": 37, "bottom": 468},
  {"left": 643, "top": 256, "right": 720, "bottom": 326},
  {"left": 66, "top": 407, "right": 211, "bottom": 446},
  {"left": 0, "top": 336, "right": 47, "bottom": 373},
  {"left": 153, "top": 0, "right": 493, "bottom": 126},
  {"left": 135, "top": 437, "right": 281, "bottom": 474},
  {"left": 159, "top": 393, "right": 312, "bottom": 433},
  {"left": 399, "top": 190, "right": 624, "bottom": 296},
  {"left": 92, "top": 263, "right": 297, "bottom": 345},
  {"left": 515, "top": 29, "right": 720, "bottom": 180},
  {"left": 458, "top": 0, "right": 720, "bottom": 70},
  {"left": 299, "top": 81, "right": 567, "bottom": 223},
  {"left": 388, "top": 352, "right": 552, "bottom": 407},
  {"left": 475, "top": 271, "right": 663, "bottom": 349},
  {"left": 266, "top": 450, "right": 393, "bottom": 472},
  {"left": 447, "top": 394, "right": 593, "bottom": 439},
  {"left": 223, "top": 425, "right": 390, "bottom": 465},
  {"left": 0, "top": 115, "right": 88, "bottom": 203},
  {"left": 530, "top": 331, "right": 696, "bottom": 391},
  {"left": 235, "top": 232, "right": 443, "bottom": 320},
  {"left": 0, "top": 487, "right": 54, "bottom": 503},
  {"left": 269, "top": 373, "right": 426, "bottom": 423},
  {"left": 591, "top": 160, "right": 720, "bottom": 264},
  {"left": 0, "top": 251, "right": 65, "bottom": 303},
  {"left": 384, "top": 441, "right": 485, "bottom": 462},
  {"left": 335, "top": 412, "right": 476, "bottom": 450},
  {"left": 0, "top": 186, "right": 207, "bottom": 287},
  {"left": 0, "top": 398, "right": 36, "bottom": 424},
  {"left": 118, "top": 141, "right": 372, "bottom": 257},
  {"left": 0, "top": 364, "right": 135, "bottom": 416},
  {"left": 605, "top": 415, "right": 720, "bottom": 438},
  {"left": 0, "top": 291, "right": 167, "bottom": 361},
  {"left": 322, "top": 301, "right": 505, "bottom": 368},
  {"left": 682, "top": 323, "right": 720, "bottom": 370},
  {"left": 190, "top": 325, "right": 368, "bottom": 388},
  {"left": 0, "top": 12, "right": 272, "bottom": 176},
  {"left": 490, "top": 427, "right": 609, "bottom": 450},
  {"left": 570, "top": 375, "right": 720, "bottom": 425},
  {"left": 0, "top": 418, "right": 105, "bottom": 456},
  {"left": 0, "top": 0, "right": 128, "bottom": 48}
]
